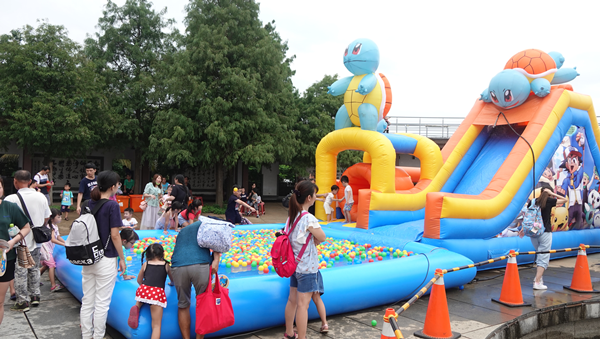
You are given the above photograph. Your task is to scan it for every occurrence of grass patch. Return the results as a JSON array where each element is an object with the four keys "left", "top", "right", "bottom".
[{"left": 201, "top": 204, "right": 227, "bottom": 215}]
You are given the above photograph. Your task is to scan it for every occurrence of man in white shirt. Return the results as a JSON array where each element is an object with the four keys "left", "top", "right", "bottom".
[
  {"left": 5, "top": 170, "right": 51, "bottom": 312},
  {"left": 33, "top": 166, "right": 53, "bottom": 205}
]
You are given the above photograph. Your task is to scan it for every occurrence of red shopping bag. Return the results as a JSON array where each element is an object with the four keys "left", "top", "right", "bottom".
[{"left": 195, "top": 274, "right": 235, "bottom": 335}]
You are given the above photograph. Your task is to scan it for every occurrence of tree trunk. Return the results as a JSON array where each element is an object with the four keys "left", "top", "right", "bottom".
[
  {"left": 43, "top": 156, "right": 52, "bottom": 204},
  {"left": 48, "top": 160, "right": 54, "bottom": 205},
  {"left": 216, "top": 161, "right": 223, "bottom": 207},
  {"left": 225, "top": 167, "right": 234, "bottom": 204},
  {"left": 134, "top": 149, "right": 142, "bottom": 194}
]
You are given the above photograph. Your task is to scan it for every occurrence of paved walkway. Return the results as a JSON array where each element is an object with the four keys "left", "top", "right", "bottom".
[{"left": 4, "top": 202, "right": 600, "bottom": 338}]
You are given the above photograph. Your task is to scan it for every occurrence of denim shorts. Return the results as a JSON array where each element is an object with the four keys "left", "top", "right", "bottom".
[
  {"left": 290, "top": 271, "right": 324, "bottom": 295},
  {"left": 530, "top": 232, "right": 552, "bottom": 269}
]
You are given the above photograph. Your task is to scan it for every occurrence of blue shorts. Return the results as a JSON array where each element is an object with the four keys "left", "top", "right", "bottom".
[
  {"left": 530, "top": 232, "right": 552, "bottom": 269},
  {"left": 344, "top": 203, "right": 353, "bottom": 212},
  {"left": 290, "top": 271, "right": 324, "bottom": 295}
]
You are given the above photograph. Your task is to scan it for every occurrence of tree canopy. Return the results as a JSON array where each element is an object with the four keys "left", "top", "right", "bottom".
[
  {"left": 150, "top": 0, "right": 299, "bottom": 205},
  {"left": 0, "top": 21, "right": 114, "bottom": 160},
  {"left": 85, "top": 0, "right": 178, "bottom": 190},
  {"left": 0, "top": 1, "right": 367, "bottom": 198}
]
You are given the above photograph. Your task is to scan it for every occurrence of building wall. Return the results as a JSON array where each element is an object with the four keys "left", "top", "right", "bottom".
[{"left": 261, "top": 164, "right": 279, "bottom": 198}]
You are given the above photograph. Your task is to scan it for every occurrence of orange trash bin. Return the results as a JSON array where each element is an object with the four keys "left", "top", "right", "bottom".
[
  {"left": 129, "top": 194, "right": 144, "bottom": 213},
  {"left": 116, "top": 195, "right": 130, "bottom": 213}
]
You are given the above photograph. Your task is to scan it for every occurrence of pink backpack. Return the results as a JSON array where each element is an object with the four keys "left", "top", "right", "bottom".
[{"left": 271, "top": 212, "right": 311, "bottom": 278}]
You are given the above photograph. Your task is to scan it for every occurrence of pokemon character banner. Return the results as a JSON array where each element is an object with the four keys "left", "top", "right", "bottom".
[{"left": 504, "top": 124, "right": 599, "bottom": 237}]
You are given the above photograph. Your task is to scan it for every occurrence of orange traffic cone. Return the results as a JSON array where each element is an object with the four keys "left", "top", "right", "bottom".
[
  {"left": 381, "top": 308, "right": 401, "bottom": 339},
  {"left": 564, "top": 244, "right": 599, "bottom": 293},
  {"left": 492, "top": 250, "right": 531, "bottom": 307},
  {"left": 414, "top": 269, "right": 460, "bottom": 339}
]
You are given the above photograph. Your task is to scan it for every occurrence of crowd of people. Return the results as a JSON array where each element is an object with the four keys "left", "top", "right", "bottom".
[{"left": 0, "top": 162, "right": 352, "bottom": 339}]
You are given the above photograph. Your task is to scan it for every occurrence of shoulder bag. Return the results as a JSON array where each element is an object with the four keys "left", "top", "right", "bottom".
[
  {"left": 17, "top": 232, "right": 36, "bottom": 268},
  {"left": 17, "top": 192, "right": 52, "bottom": 243}
]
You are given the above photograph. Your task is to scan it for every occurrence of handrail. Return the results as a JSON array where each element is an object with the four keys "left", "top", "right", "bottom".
[
  {"left": 385, "top": 116, "right": 465, "bottom": 139},
  {"left": 385, "top": 116, "right": 600, "bottom": 139}
]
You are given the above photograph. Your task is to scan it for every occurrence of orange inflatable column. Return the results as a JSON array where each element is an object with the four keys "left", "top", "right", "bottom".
[
  {"left": 414, "top": 269, "right": 460, "bottom": 339},
  {"left": 564, "top": 245, "right": 600, "bottom": 293},
  {"left": 356, "top": 189, "right": 372, "bottom": 229},
  {"left": 492, "top": 250, "right": 531, "bottom": 307}
]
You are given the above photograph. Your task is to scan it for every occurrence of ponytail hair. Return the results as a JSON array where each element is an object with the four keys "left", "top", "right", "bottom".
[
  {"left": 186, "top": 199, "right": 202, "bottom": 216},
  {"left": 141, "top": 243, "right": 166, "bottom": 264},
  {"left": 48, "top": 208, "right": 61, "bottom": 227},
  {"left": 288, "top": 180, "right": 319, "bottom": 224},
  {"left": 91, "top": 170, "right": 121, "bottom": 201}
]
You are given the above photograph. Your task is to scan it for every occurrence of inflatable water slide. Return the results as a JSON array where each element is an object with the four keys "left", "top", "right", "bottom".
[{"left": 317, "top": 85, "right": 600, "bottom": 268}]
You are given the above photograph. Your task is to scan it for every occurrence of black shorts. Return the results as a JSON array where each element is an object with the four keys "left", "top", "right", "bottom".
[
  {"left": 0, "top": 259, "right": 16, "bottom": 282},
  {"left": 61, "top": 205, "right": 71, "bottom": 213}
]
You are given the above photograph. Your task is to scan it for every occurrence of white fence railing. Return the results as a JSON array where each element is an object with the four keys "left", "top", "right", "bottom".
[
  {"left": 386, "top": 116, "right": 600, "bottom": 139},
  {"left": 386, "top": 116, "right": 464, "bottom": 139}
]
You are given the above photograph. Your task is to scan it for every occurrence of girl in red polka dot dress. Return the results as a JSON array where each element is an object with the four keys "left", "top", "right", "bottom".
[{"left": 128, "top": 243, "right": 174, "bottom": 338}]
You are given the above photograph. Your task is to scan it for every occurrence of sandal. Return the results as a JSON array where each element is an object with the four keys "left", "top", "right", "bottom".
[
  {"left": 283, "top": 332, "right": 298, "bottom": 339},
  {"left": 128, "top": 306, "right": 139, "bottom": 329},
  {"left": 320, "top": 324, "right": 329, "bottom": 333}
]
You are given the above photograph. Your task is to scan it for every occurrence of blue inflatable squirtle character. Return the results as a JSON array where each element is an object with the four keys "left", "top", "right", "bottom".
[
  {"left": 328, "top": 38, "right": 392, "bottom": 131},
  {"left": 480, "top": 49, "right": 579, "bottom": 109}
]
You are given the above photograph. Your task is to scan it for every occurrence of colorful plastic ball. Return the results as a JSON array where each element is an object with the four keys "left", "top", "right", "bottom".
[
  {"left": 126, "top": 256, "right": 132, "bottom": 261},
  {"left": 263, "top": 268, "right": 269, "bottom": 274},
  {"left": 371, "top": 320, "right": 377, "bottom": 327}
]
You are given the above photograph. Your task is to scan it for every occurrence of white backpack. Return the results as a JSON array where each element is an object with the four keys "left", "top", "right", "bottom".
[
  {"left": 196, "top": 216, "right": 234, "bottom": 253},
  {"left": 65, "top": 199, "right": 109, "bottom": 265}
]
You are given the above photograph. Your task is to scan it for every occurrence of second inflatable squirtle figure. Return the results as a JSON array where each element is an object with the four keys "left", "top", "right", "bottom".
[
  {"left": 480, "top": 49, "right": 579, "bottom": 110},
  {"left": 328, "top": 38, "right": 392, "bottom": 132}
]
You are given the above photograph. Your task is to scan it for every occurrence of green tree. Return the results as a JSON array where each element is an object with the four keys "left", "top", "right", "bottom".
[
  {"left": 292, "top": 74, "right": 363, "bottom": 176},
  {"left": 150, "top": 0, "right": 298, "bottom": 206},
  {"left": 0, "top": 21, "right": 114, "bottom": 162},
  {"left": 85, "top": 0, "right": 177, "bottom": 193}
]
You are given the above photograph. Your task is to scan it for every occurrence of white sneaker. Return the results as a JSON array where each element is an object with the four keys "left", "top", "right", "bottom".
[{"left": 533, "top": 281, "right": 547, "bottom": 290}]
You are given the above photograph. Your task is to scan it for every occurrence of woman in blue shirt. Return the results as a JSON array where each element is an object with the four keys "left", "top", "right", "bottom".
[{"left": 171, "top": 221, "right": 221, "bottom": 339}]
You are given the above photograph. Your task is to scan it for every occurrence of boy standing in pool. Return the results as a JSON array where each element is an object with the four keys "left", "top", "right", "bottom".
[{"left": 341, "top": 176, "right": 353, "bottom": 223}]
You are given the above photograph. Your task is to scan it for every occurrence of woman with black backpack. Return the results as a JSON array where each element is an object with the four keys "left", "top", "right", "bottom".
[
  {"left": 519, "top": 188, "right": 567, "bottom": 290},
  {"left": 165, "top": 174, "right": 189, "bottom": 205},
  {"left": 79, "top": 171, "right": 127, "bottom": 339}
]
